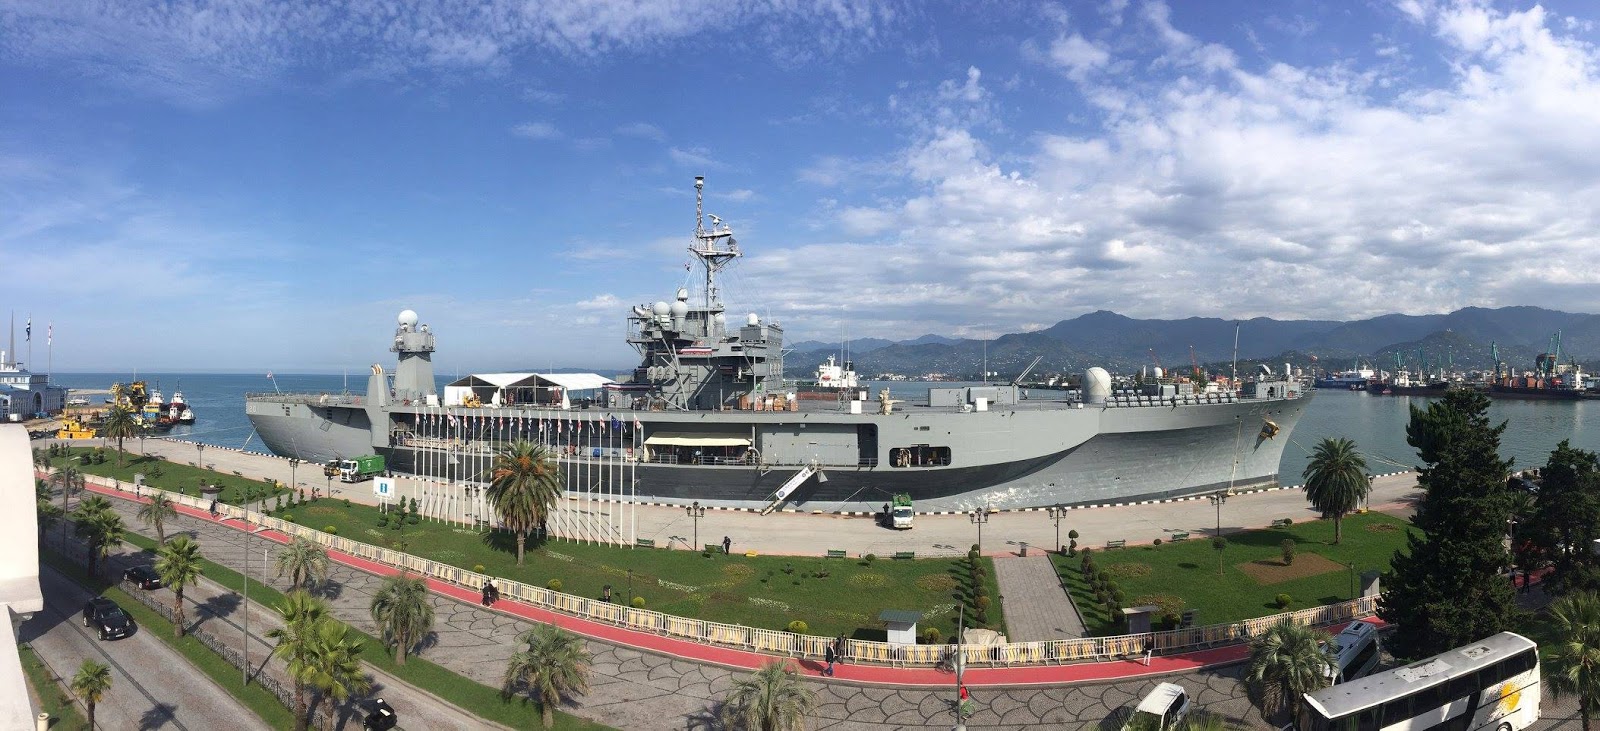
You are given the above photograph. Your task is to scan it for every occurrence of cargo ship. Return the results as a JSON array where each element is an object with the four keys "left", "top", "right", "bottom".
[
  {"left": 244, "top": 178, "right": 1313, "bottom": 512},
  {"left": 1489, "top": 341, "right": 1587, "bottom": 401}
]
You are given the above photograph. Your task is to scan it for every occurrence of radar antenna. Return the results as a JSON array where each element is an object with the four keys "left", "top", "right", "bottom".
[{"left": 690, "top": 176, "right": 740, "bottom": 314}]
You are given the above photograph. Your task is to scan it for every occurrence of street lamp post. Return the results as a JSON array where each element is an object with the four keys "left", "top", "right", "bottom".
[
  {"left": 242, "top": 525, "right": 268, "bottom": 685},
  {"left": 1347, "top": 562, "right": 1357, "bottom": 600},
  {"left": 626, "top": 568, "right": 633, "bottom": 604},
  {"left": 1208, "top": 490, "right": 1229, "bottom": 539},
  {"left": 195, "top": 442, "right": 205, "bottom": 470},
  {"left": 1508, "top": 518, "right": 1519, "bottom": 592},
  {"left": 289, "top": 458, "right": 300, "bottom": 499},
  {"left": 970, "top": 508, "right": 991, "bottom": 553},
  {"left": 1046, "top": 505, "right": 1066, "bottom": 554},
  {"left": 686, "top": 501, "right": 706, "bottom": 550}
]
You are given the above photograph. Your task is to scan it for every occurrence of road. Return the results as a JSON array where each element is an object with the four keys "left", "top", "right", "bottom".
[{"left": 22, "top": 565, "right": 273, "bottom": 731}]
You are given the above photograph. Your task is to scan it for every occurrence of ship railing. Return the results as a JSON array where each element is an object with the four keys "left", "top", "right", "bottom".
[
  {"left": 86, "top": 475, "right": 1380, "bottom": 670},
  {"left": 244, "top": 392, "right": 365, "bottom": 405}
]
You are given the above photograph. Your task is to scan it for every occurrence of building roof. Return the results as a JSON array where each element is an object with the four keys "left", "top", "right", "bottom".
[
  {"left": 447, "top": 373, "right": 615, "bottom": 391},
  {"left": 878, "top": 609, "right": 923, "bottom": 625},
  {"left": 535, "top": 373, "right": 614, "bottom": 391},
  {"left": 1135, "top": 683, "right": 1185, "bottom": 714}
]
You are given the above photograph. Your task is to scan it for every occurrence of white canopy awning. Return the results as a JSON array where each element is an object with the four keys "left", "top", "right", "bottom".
[
  {"left": 446, "top": 373, "right": 536, "bottom": 388},
  {"left": 536, "top": 373, "right": 615, "bottom": 391},
  {"left": 644, "top": 432, "right": 751, "bottom": 447}
]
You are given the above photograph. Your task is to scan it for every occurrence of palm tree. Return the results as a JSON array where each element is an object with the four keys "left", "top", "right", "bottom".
[
  {"left": 307, "top": 619, "right": 370, "bottom": 731},
  {"left": 720, "top": 660, "right": 818, "bottom": 731},
  {"left": 1301, "top": 437, "right": 1370, "bottom": 544},
  {"left": 70, "top": 659, "right": 112, "bottom": 729},
  {"left": 49, "top": 465, "right": 85, "bottom": 536},
  {"left": 99, "top": 405, "right": 140, "bottom": 467},
  {"left": 73, "top": 497, "right": 125, "bottom": 577},
  {"left": 370, "top": 571, "right": 435, "bottom": 665},
  {"left": 155, "top": 536, "right": 205, "bottom": 638},
  {"left": 1184, "top": 712, "right": 1246, "bottom": 731},
  {"left": 267, "top": 591, "right": 332, "bottom": 731},
  {"left": 32, "top": 447, "right": 51, "bottom": 474},
  {"left": 1548, "top": 592, "right": 1600, "bottom": 731},
  {"left": 275, "top": 537, "right": 330, "bottom": 590},
  {"left": 1245, "top": 621, "right": 1332, "bottom": 721},
  {"left": 137, "top": 491, "right": 179, "bottom": 544},
  {"left": 501, "top": 623, "right": 593, "bottom": 729},
  {"left": 36, "top": 499, "right": 62, "bottom": 541},
  {"left": 485, "top": 440, "right": 563, "bottom": 565}
]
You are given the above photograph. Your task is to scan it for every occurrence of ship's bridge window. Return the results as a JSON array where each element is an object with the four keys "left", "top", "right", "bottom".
[{"left": 890, "top": 446, "right": 951, "bottom": 468}]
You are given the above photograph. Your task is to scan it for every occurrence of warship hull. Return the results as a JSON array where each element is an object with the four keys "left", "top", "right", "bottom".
[{"left": 246, "top": 389, "right": 1310, "bottom": 512}]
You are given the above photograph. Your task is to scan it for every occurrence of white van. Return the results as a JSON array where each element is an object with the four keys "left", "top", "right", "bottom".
[{"left": 1324, "top": 620, "right": 1381, "bottom": 684}]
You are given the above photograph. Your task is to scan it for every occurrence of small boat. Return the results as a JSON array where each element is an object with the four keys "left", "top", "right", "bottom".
[
  {"left": 171, "top": 387, "right": 196, "bottom": 424},
  {"left": 66, "top": 397, "right": 90, "bottom": 407}
]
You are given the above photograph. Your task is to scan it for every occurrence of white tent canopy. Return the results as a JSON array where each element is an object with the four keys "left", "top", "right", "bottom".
[
  {"left": 643, "top": 432, "right": 752, "bottom": 447},
  {"left": 444, "top": 372, "right": 616, "bottom": 408}
]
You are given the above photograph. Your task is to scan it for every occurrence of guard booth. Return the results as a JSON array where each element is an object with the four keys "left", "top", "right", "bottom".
[{"left": 879, "top": 609, "right": 923, "bottom": 646}]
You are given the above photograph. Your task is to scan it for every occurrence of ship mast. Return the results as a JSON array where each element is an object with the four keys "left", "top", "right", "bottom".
[{"left": 691, "top": 176, "right": 739, "bottom": 317}]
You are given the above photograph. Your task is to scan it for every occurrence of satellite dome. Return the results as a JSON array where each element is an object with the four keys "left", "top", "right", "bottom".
[
  {"left": 1084, "top": 367, "right": 1112, "bottom": 404},
  {"left": 746, "top": 313, "right": 760, "bottom": 326},
  {"left": 652, "top": 301, "right": 671, "bottom": 316},
  {"left": 676, "top": 287, "right": 689, "bottom": 302},
  {"left": 713, "top": 312, "right": 726, "bottom": 324},
  {"left": 669, "top": 300, "right": 688, "bottom": 317},
  {"left": 1152, "top": 367, "right": 1164, "bottom": 380},
  {"left": 398, "top": 309, "right": 419, "bottom": 327}
]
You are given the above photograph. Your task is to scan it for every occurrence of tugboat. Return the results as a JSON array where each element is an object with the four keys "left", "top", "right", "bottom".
[
  {"left": 794, "top": 354, "right": 861, "bottom": 401},
  {"left": 170, "top": 386, "right": 196, "bottom": 424}
]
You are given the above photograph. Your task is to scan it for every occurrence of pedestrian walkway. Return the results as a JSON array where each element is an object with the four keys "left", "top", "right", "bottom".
[{"left": 992, "top": 554, "right": 1085, "bottom": 641}]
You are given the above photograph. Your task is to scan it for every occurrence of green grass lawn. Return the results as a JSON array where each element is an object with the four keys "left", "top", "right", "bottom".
[
  {"left": 1051, "top": 512, "right": 1417, "bottom": 635},
  {"left": 285, "top": 498, "right": 997, "bottom": 640},
  {"left": 44, "top": 448, "right": 288, "bottom": 506},
  {"left": 19, "top": 643, "right": 89, "bottom": 731}
]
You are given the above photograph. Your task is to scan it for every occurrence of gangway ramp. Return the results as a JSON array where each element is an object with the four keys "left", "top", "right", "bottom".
[{"left": 761, "top": 463, "right": 822, "bottom": 515}]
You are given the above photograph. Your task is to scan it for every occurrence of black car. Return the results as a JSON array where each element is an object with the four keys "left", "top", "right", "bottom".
[
  {"left": 123, "top": 566, "right": 163, "bottom": 590},
  {"left": 82, "top": 597, "right": 134, "bottom": 640},
  {"left": 362, "top": 697, "right": 397, "bottom": 731}
]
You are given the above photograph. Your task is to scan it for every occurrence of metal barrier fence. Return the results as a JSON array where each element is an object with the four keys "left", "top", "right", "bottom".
[{"left": 93, "top": 477, "right": 1380, "bottom": 669}]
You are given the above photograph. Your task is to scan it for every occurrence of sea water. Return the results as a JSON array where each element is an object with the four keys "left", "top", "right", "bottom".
[{"left": 45, "top": 373, "right": 1600, "bottom": 485}]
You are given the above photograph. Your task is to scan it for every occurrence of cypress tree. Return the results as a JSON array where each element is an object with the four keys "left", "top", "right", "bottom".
[{"left": 1379, "top": 389, "right": 1522, "bottom": 659}]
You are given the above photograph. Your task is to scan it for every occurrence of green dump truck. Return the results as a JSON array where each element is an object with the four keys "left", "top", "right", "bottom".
[
  {"left": 891, "top": 493, "right": 914, "bottom": 530},
  {"left": 338, "top": 454, "right": 385, "bottom": 483}
]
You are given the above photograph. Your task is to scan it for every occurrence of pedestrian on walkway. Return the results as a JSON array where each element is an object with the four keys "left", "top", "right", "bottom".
[
  {"left": 833, "top": 634, "right": 846, "bottom": 667},
  {"left": 722, "top": 536, "right": 731, "bottom": 555},
  {"left": 208, "top": 499, "right": 218, "bottom": 517},
  {"left": 824, "top": 643, "right": 836, "bottom": 676},
  {"left": 483, "top": 580, "right": 496, "bottom": 606}
]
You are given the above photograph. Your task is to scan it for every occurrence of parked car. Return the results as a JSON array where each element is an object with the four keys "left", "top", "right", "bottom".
[
  {"left": 362, "top": 697, "right": 397, "bottom": 731},
  {"left": 82, "top": 597, "right": 134, "bottom": 641},
  {"left": 123, "top": 565, "right": 163, "bottom": 590},
  {"left": 1122, "top": 682, "right": 1189, "bottom": 731}
]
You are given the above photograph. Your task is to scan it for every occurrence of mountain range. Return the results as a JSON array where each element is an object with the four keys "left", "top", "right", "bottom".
[{"left": 784, "top": 306, "right": 1600, "bottom": 379}]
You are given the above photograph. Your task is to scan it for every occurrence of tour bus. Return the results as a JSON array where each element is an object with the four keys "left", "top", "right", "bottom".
[
  {"left": 1325, "top": 620, "right": 1383, "bottom": 684},
  {"left": 1296, "top": 632, "right": 1539, "bottom": 731}
]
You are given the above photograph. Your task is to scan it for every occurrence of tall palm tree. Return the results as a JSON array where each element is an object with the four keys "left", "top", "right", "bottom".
[
  {"left": 1301, "top": 437, "right": 1370, "bottom": 544},
  {"left": 275, "top": 537, "right": 331, "bottom": 590},
  {"left": 370, "top": 571, "right": 435, "bottom": 665},
  {"left": 32, "top": 447, "right": 51, "bottom": 474},
  {"left": 137, "top": 491, "right": 179, "bottom": 544},
  {"left": 720, "top": 660, "right": 818, "bottom": 731},
  {"left": 485, "top": 440, "right": 562, "bottom": 565},
  {"left": 36, "top": 499, "right": 62, "bottom": 541},
  {"left": 72, "top": 497, "right": 124, "bottom": 578},
  {"left": 267, "top": 591, "right": 331, "bottom": 731},
  {"left": 49, "top": 465, "right": 85, "bottom": 537},
  {"left": 155, "top": 536, "right": 205, "bottom": 638},
  {"left": 70, "top": 659, "right": 112, "bottom": 729},
  {"left": 1548, "top": 592, "right": 1600, "bottom": 731},
  {"left": 307, "top": 619, "right": 370, "bottom": 731},
  {"left": 501, "top": 623, "right": 593, "bottom": 729},
  {"left": 99, "top": 405, "right": 140, "bottom": 467},
  {"left": 1246, "top": 621, "right": 1332, "bottom": 721}
]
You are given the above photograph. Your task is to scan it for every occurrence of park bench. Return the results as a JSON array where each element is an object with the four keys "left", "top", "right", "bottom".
[
  {"left": 704, "top": 543, "right": 721, "bottom": 553},
  {"left": 1271, "top": 518, "right": 1293, "bottom": 528},
  {"left": 635, "top": 538, "right": 656, "bottom": 548},
  {"left": 825, "top": 549, "right": 847, "bottom": 559},
  {"left": 892, "top": 551, "right": 916, "bottom": 560},
  {"left": 1105, "top": 539, "right": 1126, "bottom": 549},
  {"left": 1169, "top": 531, "right": 1189, "bottom": 541}
]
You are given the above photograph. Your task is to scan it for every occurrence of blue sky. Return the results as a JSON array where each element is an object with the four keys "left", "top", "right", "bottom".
[{"left": 4, "top": 0, "right": 1600, "bottom": 373}]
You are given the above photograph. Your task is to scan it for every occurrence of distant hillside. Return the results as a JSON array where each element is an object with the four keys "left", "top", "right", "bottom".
[{"left": 783, "top": 306, "right": 1600, "bottom": 380}]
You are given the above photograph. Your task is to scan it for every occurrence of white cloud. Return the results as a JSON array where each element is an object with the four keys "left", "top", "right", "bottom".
[
  {"left": 511, "top": 122, "right": 562, "bottom": 140},
  {"left": 575, "top": 293, "right": 621, "bottom": 310},
  {"left": 615, "top": 122, "right": 666, "bottom": 140},
  {"left": 668, "top": 146, "right": 720, "bottom": 169},
  {"left": 1048, "top": 34, "right": 1110, "bottom": 80},
  {"left": 723, "top": 188, "right": 756, "bottom": 202}
]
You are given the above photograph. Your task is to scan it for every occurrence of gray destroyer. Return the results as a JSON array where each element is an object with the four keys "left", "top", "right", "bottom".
[{"left": 246, "top": 178, "right": 1312, "bottom": 513}]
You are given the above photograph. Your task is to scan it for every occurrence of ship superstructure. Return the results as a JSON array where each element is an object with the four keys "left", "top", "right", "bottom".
[{"left": 246, "top": 178, "right": 1314, "bottom": 527}]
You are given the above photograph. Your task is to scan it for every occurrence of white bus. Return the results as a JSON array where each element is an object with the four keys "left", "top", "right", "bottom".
[
  {"left": 1325, "top": 620, "right": 1383, "bottom": 684},
  {"left": 1296, "top": 632, "right": 1539, "bottom": 731}
]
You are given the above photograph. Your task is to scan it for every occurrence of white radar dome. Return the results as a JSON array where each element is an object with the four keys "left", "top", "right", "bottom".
[
  {"left": 1152, "top": 367, "right": 1164, "bottom": 380},
  {"left": 398, "top": 309, "right": 419, "bottom": 327},
  {"left": 746, "top": 313, "right": 760, "bottom": 326},
  {"left": 676, "top": 288, "right": 689, "bottom": 301},
  {"left": 669, "top": 300, "right": 689, "bottom": 317},
  {"left": 1084, "top": 367, "right": 1112, "bottom": 404},
  {"left": 652, "top": 301, "right": 671, "bottom": 316}
]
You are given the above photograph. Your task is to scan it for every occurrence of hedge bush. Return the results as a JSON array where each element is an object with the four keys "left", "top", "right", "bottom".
[{"left": 547, "top": 579, "right": 563, "bottom": 592}]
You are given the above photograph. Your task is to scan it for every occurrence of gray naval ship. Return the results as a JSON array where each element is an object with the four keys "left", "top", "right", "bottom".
[{"left": 246, "top": 178, "right": 1312, "bottom": 512}]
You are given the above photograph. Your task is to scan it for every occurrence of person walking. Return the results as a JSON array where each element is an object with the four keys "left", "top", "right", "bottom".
[
  {"left": 833, "top": 634, "right": 846, "bottom": 668},
  {"left": 824, "top": 642, "right": 837, "bottom": 676},
  {"left": 722, "top": 536, "right": 731, "bottom": 555},
  {"left": 482, "top": 580, "right": 496, "bottom": 606}
]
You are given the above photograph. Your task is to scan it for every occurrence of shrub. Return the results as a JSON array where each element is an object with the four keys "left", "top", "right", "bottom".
[
  {"left": 1068, "top": 529, "right": 1080, "bottom": 540},
  {"left": 975, "top": 595, "right": 991, "bottom": 610},
  {"left": 406, "top": 514, "right": 419, "bottom": 525},
  {"left": 281, "top": 513, "right": 293, "bottom": 523},
  {"left": 473, "top": 564, "right": 486, "bottom": 573},
  {"left": 1281, "top": 539, "right": 1296, "bottom": 565},
  {"left": 863, "top": 554, "right": 876, "bottom": 565},
  {"left": 1275, "top": 593, "right": 1292, "bottom": 609},
  {"left": 702, "top": 551, "right": 712, "bottom": 558},
  {"left": 921, "top": 627, "right": 942, "bottom": 644},
  {"left": 343, "top": 499, "right": 351, "bottom": 508},
  {"left": 974, "top": 609, "right": 988, "bottom": 624},
  {"left": 1096, "top": 570, "right": 1110, "bottom": 585},
  {"left": 967, "top": 549, "right": 980, "bottom": 561},
  {"left": 1212, "top": 536, "right": 1227, "bottom": 551},
  {"left": 970, "top": 543, "right": 980, "bottom": 553},
  {"left": 1153, "top": 538, "right": 1163, "bottom": 546},
  {"left": 547, "top": 579, "right": 563, "bottom": 592},
  {"left": 1112, "top": 588, "right": 1126, "bottom": 604},
  {"left": 631, "top": 596, "right": 646, "bottom": 609},
  {"left": 787, "top": 620, "right": 809, "bottom": 634}
]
